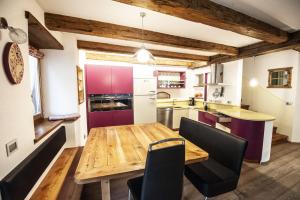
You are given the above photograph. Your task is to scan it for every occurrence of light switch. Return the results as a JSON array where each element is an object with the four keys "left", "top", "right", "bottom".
[{"left": 6, "top": 139, "right": 18, "bottom": 157}]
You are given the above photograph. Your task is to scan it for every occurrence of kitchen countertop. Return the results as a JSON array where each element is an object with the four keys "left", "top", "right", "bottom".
[
  {"left": 156, "top": 98, "right": 235, "bottom": 106},
  {"left": 156, "top": 105, "right": 275, "bottom": 121},
  {"left": 217, "top": 108, "right": 275, "bottom": 122}
]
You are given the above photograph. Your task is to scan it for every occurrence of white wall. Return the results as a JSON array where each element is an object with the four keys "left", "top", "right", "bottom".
[
  {"left": 41, "top": 34, "right": 88, "bottom": 147},
  {"left": 222, "top": 60, "right": 243, "bottom": 106},
  {"left": 242, "top": 50, "right": 299, "bottom": 140},
  {"left": 291, "top": 52, "right": 300, "bottom": 142},
  {"left": 78, "top": 50, "right": 88, "bottom": 145},
  {"left": 243, "top": 50, "right": 299, "bottom": 103},
  {"left": 41, "top": 34, "right": 78, "bottom": 117},
  {"left": 0, "top": 0, "right": 62, "bottom": 179},
  {"left": 193, "top": 60, "right": 243, "bottom": 106},
  {"left": 0, "top": 0, "right": 87, "bottom": 179}
]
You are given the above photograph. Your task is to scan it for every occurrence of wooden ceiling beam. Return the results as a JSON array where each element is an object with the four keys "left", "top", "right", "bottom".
[
  {"left": 207, "top": 31, "right": 300, "bottom": 65},
  {"left": 114, "top": 0, "right": 288, "bottom": 44},
  {"left": 77, "top": 40, "right": 210, "bottom": 61},
  {"left": 45, "top": 13, "right": 238, "bottom": 55},
  {"left": 85, "top": 52, "right": 206, "bottom": 67},
  {"left": 294, "top": 47, "right": 300, "bottom": 52},
  {"left": 25, "top": 11, "right": 63, "bottom": 49}
]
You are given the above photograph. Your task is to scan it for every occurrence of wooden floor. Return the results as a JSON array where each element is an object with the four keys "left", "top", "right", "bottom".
[{"left": 80, "top": 142, "right": 300, "bottom": 200}]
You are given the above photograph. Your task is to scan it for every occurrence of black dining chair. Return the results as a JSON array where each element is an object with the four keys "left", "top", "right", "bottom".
[{"left": 127, "top": 138, "right": 185, "bottom": 200}]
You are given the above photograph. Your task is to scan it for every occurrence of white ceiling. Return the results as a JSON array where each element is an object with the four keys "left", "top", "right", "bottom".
[
  {"left": 37, "top": 0, "right": 300, "bottom": 56},
  {"left": 211, "top": 0, "right": 300, "bottom": 32}
]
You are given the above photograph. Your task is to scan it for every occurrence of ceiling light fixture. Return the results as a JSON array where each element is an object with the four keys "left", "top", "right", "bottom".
[
  {"left": 0, "top": 17, "right": 27, "bottom": 44},
  {"left": 134, "top": 12, "right": 155, "bottom": 63}
]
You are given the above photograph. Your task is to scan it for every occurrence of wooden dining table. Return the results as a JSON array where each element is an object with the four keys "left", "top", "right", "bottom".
[{"left": 75, "top": 123, "right": 208, "bottom": 200}]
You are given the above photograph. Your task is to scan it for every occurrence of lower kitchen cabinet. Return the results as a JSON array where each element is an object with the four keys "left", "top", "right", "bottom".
[
  {"left": 112, "top": 110, "right": 134, "bottom": 126},
  {"left": 215, "top": 122, "right": 231, "bottom": 133},
  {"left": 198, "top": 111, "right": 218, "bottom": 127},
  {"left": 188, "top": 108, "right": 199, "bottom": 121},
  {"left": 88, "top": 110, "right": 134, "bottom": 130},
  {"left": 173, "top": 108, "right": 189, "bottom": 129},
  {"left": 88, "top": 111, "right": 113, "bottom": 129}
]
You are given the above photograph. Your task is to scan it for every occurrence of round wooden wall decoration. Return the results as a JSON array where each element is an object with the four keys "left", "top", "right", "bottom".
[{"left": 2, "top": 42, "right": 24, "bottom": 84}]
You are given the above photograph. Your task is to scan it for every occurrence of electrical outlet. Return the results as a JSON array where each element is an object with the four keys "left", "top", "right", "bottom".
[{"left": 6, "top": 139, "right": 18, "bottom": 157}]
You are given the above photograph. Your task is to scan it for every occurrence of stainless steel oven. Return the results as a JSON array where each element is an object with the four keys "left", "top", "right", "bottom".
[{"left": 88, "top": 94, "right": 133, "bottom": 112}]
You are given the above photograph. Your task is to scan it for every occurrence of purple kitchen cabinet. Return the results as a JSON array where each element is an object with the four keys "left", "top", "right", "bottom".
[
  {"left": 112, "top": 110, "right": 134, "bottom": 126},
  {"left": 198, "top": 111, "right": 217, "bottom": 127},
  {"left": 111, "top": 67, "right": 133, "bottom": 94},
  {"left": 85, "top": 65, "right": 112, "bottom": 94},
  {"left": 88, "top": 110, "right": 133, "bottom": 130},
  {"left": 230, "top": 118, "right": 265, "bottom": 162},
  {"left": 88, "top": 111, "right": 113, "bottom": 130}
]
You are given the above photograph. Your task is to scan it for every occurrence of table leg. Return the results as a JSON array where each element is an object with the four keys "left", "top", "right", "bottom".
[{"left": 101, "top": 179, "right": 111, "bottom": 200}]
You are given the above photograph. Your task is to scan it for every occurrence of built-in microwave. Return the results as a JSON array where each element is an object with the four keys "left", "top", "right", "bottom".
[{"left": 88, "top": 94, "right": 133, "bottom": 112}]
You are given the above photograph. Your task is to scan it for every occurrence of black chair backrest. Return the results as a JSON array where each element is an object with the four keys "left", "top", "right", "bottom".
[
  {"left": 0, "top": 126, "right": 66, "bottom": 200},
  {"left": 179, "top": 118, "right": 247, "bottom": 175},
  {"left": 141, "top": 138, "right": 185, "bottom": 200}
]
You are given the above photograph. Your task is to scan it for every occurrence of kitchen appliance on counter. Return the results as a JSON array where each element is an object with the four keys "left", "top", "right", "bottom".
[
  {"left": 88, "top": 94, "right": 133, "bottom": 112},
  {"left": 134, "top": 78, "right": 157, "bottom": 124},
  {"left": 189, "top": 97, "right": 195, "bottom": 106},
  {"left": 157, "top": 107, "right": 173, "bottom": 129}
]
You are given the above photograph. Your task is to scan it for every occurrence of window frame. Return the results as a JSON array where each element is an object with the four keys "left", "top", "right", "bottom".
[
  {"left": 29, "top": 46, "right": 44, "bottom": 124},
  {"left": 267, "top": 67, "right": 292, "bottom": 89}
]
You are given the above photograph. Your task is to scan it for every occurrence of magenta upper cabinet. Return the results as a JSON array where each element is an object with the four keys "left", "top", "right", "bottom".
[
  {"left": 85, "top": 65, "right": 112, "bottom": 94},
  {"left": 111, "top": 67, "right": 133, "bottom": 94}
]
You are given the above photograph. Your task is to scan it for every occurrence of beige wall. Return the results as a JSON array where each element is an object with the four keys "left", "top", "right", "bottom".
[
  {"left": 242, "top": 50, "right": 300, "bottom": 141},
  {"left": 0, "top": 0, "right": 86, "bottom": 179},
  {"left": 292, "top": 53, "right": 300, "bottom": 142},
  {"left": 0, "top": 0, "right": 60, "bottom": 179}
]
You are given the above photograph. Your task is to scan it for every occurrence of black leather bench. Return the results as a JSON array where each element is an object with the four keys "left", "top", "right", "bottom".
[
  {"left": 0, "top": 126, "right": 68, "bottom": 200},
  {"left": 179, "top": 117, "right": 248, "bottom": 198}
]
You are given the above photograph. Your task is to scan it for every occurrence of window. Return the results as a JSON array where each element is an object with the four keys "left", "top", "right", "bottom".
[
  {"left": 28, "top": 55, "right": 42, "bottom": 119},
  {"left": 268, "top": 67, "right": 292, "bottom": 88}
]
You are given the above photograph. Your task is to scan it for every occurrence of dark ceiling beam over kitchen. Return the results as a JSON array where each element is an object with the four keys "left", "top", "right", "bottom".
[
  {"left": 114, "top": 0, "right": 288, "bottom": 44},
  {"left": 77, "top": 40, "right": 210, "bottom": 61},
  {"left": 207, "top": 31, "right": 300, "bottom": 65},
  {"left": 44, "top": 13, "right": 238, "bottom": 55}
]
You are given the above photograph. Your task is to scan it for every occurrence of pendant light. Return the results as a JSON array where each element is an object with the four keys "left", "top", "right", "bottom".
[{"left": 134, "top": 12, "right": 155, "bottom": 63}]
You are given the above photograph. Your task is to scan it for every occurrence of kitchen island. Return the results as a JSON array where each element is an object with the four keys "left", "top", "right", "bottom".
[
  {"left": 198, "top": 108, "right": 275, "bottom": 163},
  {"left": 156, "top": 99, "right": 275, "bottom": 163}
]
